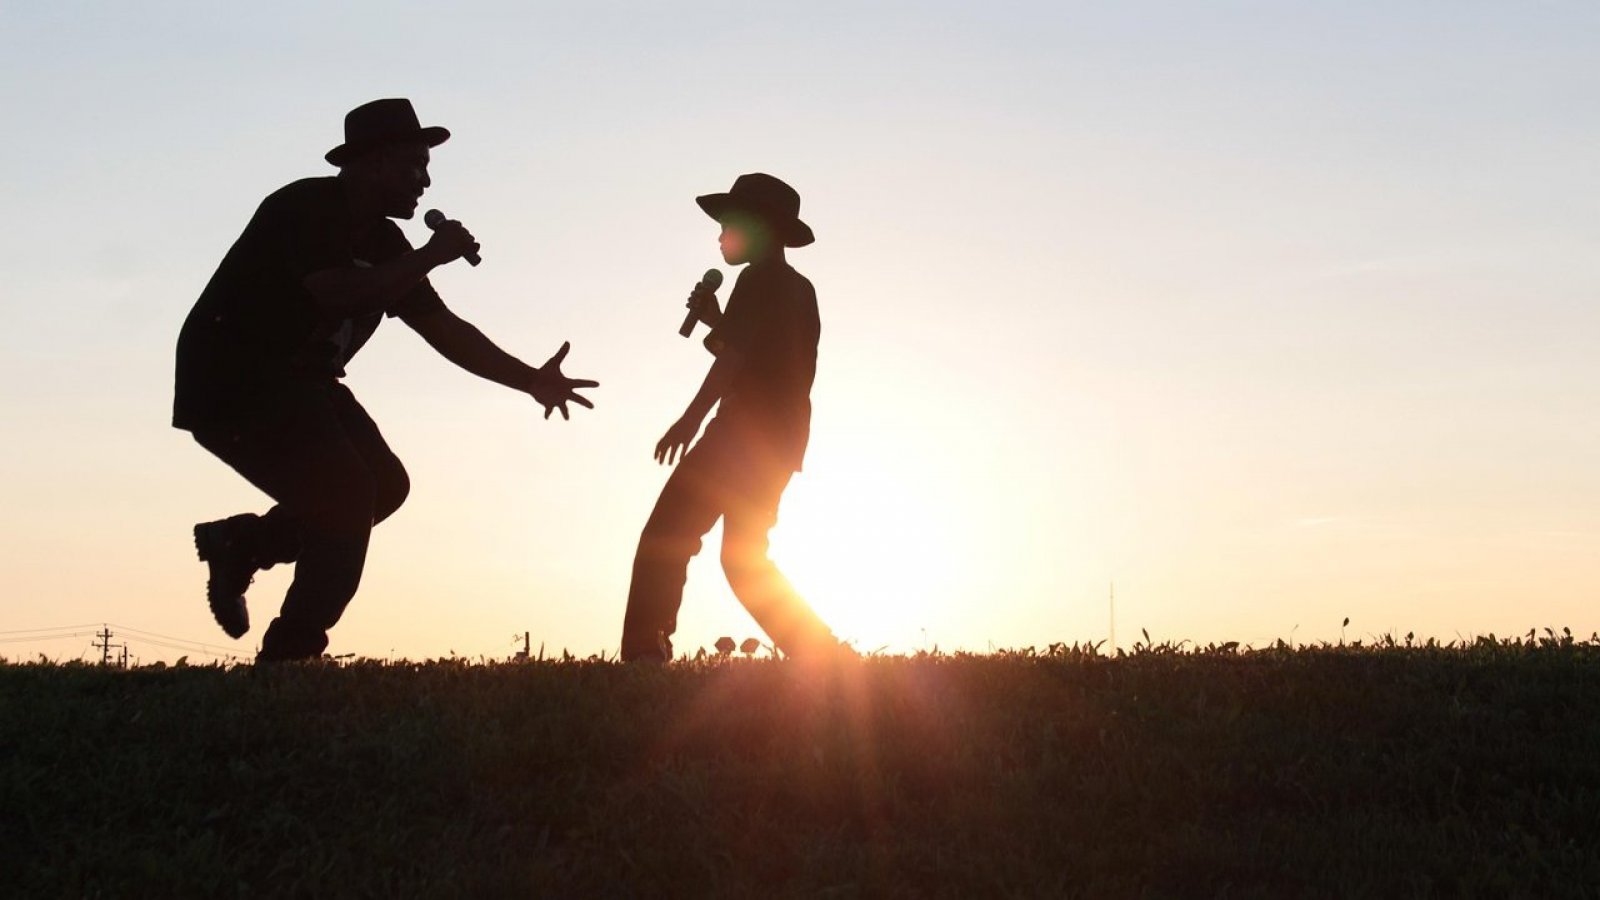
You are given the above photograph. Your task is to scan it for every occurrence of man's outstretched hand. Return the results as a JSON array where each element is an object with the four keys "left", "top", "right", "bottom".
[
  {"left": 529, "top": 342, "right": 598, "bottom": 420},
  {"left": 654, "top": 417, "right": 700, "bottom": 465}
]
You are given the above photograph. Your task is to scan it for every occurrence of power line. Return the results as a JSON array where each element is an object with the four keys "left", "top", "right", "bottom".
[
  {"left": 0, "top": 622, "right": 247, "bottom": 662},
  {"left": 0, "top": 623, "right": 108, "bottom": 636},
  {"left": 0, "top": 631, "right": 101, "bottom": 645},
  {"left": 103, "top": 624, "right": 241, "bottom": 656},
  {"left": 0, "top": 623, "right": 239, "bottom": 655},
  {"left": 119, "top": 635, "right": 241, "bottom": 661}
]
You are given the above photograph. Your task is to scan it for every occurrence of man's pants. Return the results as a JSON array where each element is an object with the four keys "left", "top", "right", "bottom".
[
  {"left": 621, "top": 429, "right": 836, "bottom": 662},
  {"left": 192, "top": 381, "right": 409, "bottom": 660}
]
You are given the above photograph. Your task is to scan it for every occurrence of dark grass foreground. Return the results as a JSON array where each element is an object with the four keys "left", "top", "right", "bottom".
[{"left": 4, "top": 635, "right": 1599, "bottom": 898}]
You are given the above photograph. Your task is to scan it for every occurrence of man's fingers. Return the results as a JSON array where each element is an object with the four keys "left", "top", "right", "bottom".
[
  {"left": 568, "top": 394, "right": 595, "bottom": 410},
  {"left": 567, "top": 378, "right": 600, "bottom": 389},
  {"left": 543, "top": 405, "right": 552, "bottom": 420},
  {"left": 546, "top": 341, "right": 571, "bottom": 366}
]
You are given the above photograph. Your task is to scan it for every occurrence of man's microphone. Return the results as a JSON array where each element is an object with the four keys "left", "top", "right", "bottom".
[
  {"left": 423, "top": 209, "right": 481, "bottom": 267},
  {"left": 679, "top": 269, "right": 724, "bottom": 337}
]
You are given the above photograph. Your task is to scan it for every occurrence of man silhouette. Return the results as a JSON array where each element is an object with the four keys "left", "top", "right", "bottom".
[
  {"left": 173, "top": 98, "right": 596, "bottom": 661},
  {"left": 620, "top": 173, "right": 843, "bottom": 663}
]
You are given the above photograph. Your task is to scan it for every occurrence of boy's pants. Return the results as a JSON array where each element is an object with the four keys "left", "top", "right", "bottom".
[
  {"left": 621, "top": 426, "right": 836, "bottom": 662},
  {"left": 192, "top": 380, "right": 409, "bottom": 660}
]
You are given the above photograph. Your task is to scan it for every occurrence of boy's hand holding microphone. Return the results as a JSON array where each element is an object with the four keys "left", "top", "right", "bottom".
[{"left": 678, "top": 269, "right": 723, "bottom": 336}]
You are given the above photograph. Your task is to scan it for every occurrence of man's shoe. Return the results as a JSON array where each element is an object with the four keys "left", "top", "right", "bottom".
[
  {"left": 194, "top": 516, "right": 257, "bottom": 639},
  {"left": 256, "top": 618, "right": 329, "bottom": 662}
]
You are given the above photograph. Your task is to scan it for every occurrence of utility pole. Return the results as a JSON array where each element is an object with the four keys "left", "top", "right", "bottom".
[
  {"left": 94, "top": 625, "right": 113, "bottom": 666},
  {"left": 1108, "top": 582, "right": 1116, "bottom": 654},
  {"left": 91, "top": 625, "right": 128, "bottom": 668}
]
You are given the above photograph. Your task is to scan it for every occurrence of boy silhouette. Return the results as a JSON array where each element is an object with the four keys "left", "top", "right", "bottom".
[{"left": 621, "top": 173, "right": 842, "bottom": 663}]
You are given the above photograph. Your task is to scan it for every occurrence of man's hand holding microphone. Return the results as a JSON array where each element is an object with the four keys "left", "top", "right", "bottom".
[{"left": 423, "top": 208, "right": 481, "bottom": 267}]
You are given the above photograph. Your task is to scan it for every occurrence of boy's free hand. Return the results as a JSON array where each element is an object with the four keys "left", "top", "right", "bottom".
[
  {"left": 654, "top": 417, "right": 700, "bottom": 465},
  {"left": 528, "top": 342, "right": 598, "bottom": 420}
]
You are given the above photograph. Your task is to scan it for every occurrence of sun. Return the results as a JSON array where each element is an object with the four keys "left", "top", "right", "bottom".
[{"left": 769, "top": 455, "right": 959, "bottom": 654}]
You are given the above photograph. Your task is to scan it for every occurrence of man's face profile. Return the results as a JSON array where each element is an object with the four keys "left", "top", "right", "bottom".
[{"left": 362, "top": 143, "right": 432, "bottom": 219}]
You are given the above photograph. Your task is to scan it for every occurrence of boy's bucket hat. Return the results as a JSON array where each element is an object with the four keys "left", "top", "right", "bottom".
[{"left": 696, "top": 173, "right": 814, "bottom": 247}]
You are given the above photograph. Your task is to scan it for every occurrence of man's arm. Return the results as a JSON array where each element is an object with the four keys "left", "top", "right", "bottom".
[
  {"left": 408, "top": 307, "right": 598, "bottom": 419},
  {"left": 301, "top": 219, "right": 478, "bottom": 319}
]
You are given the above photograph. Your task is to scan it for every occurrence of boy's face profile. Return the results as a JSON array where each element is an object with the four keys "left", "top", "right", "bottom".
[{"left": 718, "top": 213, "right": 773, "bottom": 265}]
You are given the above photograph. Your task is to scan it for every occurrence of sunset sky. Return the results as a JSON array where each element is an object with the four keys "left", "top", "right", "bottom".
[{"left": 2, "top": 2, "right": 1596, "bottom": 664}]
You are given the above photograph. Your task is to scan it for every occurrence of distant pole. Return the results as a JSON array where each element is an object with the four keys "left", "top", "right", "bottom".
[
  {"left": 94, "top": 625, "right": 114, "bottom": 666},
  {"left": 1109, "top": 582, "right": 1116, "bottom": 653}
]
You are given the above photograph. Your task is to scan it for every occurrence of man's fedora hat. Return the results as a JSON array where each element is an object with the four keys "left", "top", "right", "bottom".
[
  {"left": 696, "top": 173, "right": 814, "bottom": 247},
  {"left": 325, "top": 98, "right": 450, "bottom": 166}
]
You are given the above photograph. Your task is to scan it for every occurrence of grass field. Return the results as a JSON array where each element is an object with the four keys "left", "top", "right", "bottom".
[{"left": 4, "top": 633, "right": 1599, "bottom": 897}]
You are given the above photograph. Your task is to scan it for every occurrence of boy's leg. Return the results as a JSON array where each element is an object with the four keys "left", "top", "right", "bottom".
[
  {"left": 720, "top": 467, "right": 840, "bottom": 660},
  {"left": 621, "top": 440, "right": 727, "bottom": 661}
]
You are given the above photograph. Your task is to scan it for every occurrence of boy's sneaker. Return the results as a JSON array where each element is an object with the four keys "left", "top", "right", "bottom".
[{"left": 193, "top": 515, "right": 257, "bottom": 639}]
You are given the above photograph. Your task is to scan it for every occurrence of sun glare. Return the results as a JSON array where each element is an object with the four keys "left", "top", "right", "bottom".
[{"left": 770, "top": 458, "right": 959, "bottom": 653}]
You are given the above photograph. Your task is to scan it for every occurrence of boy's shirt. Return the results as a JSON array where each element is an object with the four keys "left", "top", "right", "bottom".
[{"left": 703, "top": 258, "right": 820, "bottom": 472}]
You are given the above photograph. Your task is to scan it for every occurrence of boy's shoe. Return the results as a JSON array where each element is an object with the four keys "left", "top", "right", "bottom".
[
  {"left": 193, "top": 516, "right": 257, "bottom": 639},
  {"left": 620, "top": 629, "right": 674, "bottom": 664}
]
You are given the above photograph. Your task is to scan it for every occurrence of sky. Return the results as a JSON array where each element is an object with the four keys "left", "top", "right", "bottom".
[{"left": 1, "top": 1, "right": 1597, "bottom": 664}]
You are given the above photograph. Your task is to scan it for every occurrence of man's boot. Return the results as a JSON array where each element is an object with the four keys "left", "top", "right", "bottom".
[{"left": 193, "top": 514, "right": 259, "bottom": 639}]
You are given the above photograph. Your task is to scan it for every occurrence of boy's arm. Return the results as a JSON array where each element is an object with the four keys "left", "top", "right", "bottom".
[{"left": 655, "top": 350, "right": 742, "bottom": 465}]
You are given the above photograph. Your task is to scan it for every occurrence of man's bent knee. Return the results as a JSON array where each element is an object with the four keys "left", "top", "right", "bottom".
[
  {"left": 307, "top": 470, "right": 379, "bottom": 535},
  {"left": 372, "top": 463, "right": 409, "bottom": 525}
]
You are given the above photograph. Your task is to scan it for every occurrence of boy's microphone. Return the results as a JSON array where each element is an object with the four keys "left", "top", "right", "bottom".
[
  {"left": 423, "top": 209, "right": 481, "bottom": 266},
  {"left": 678, "top": 269, "right": 724, "bottom": 337}
]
